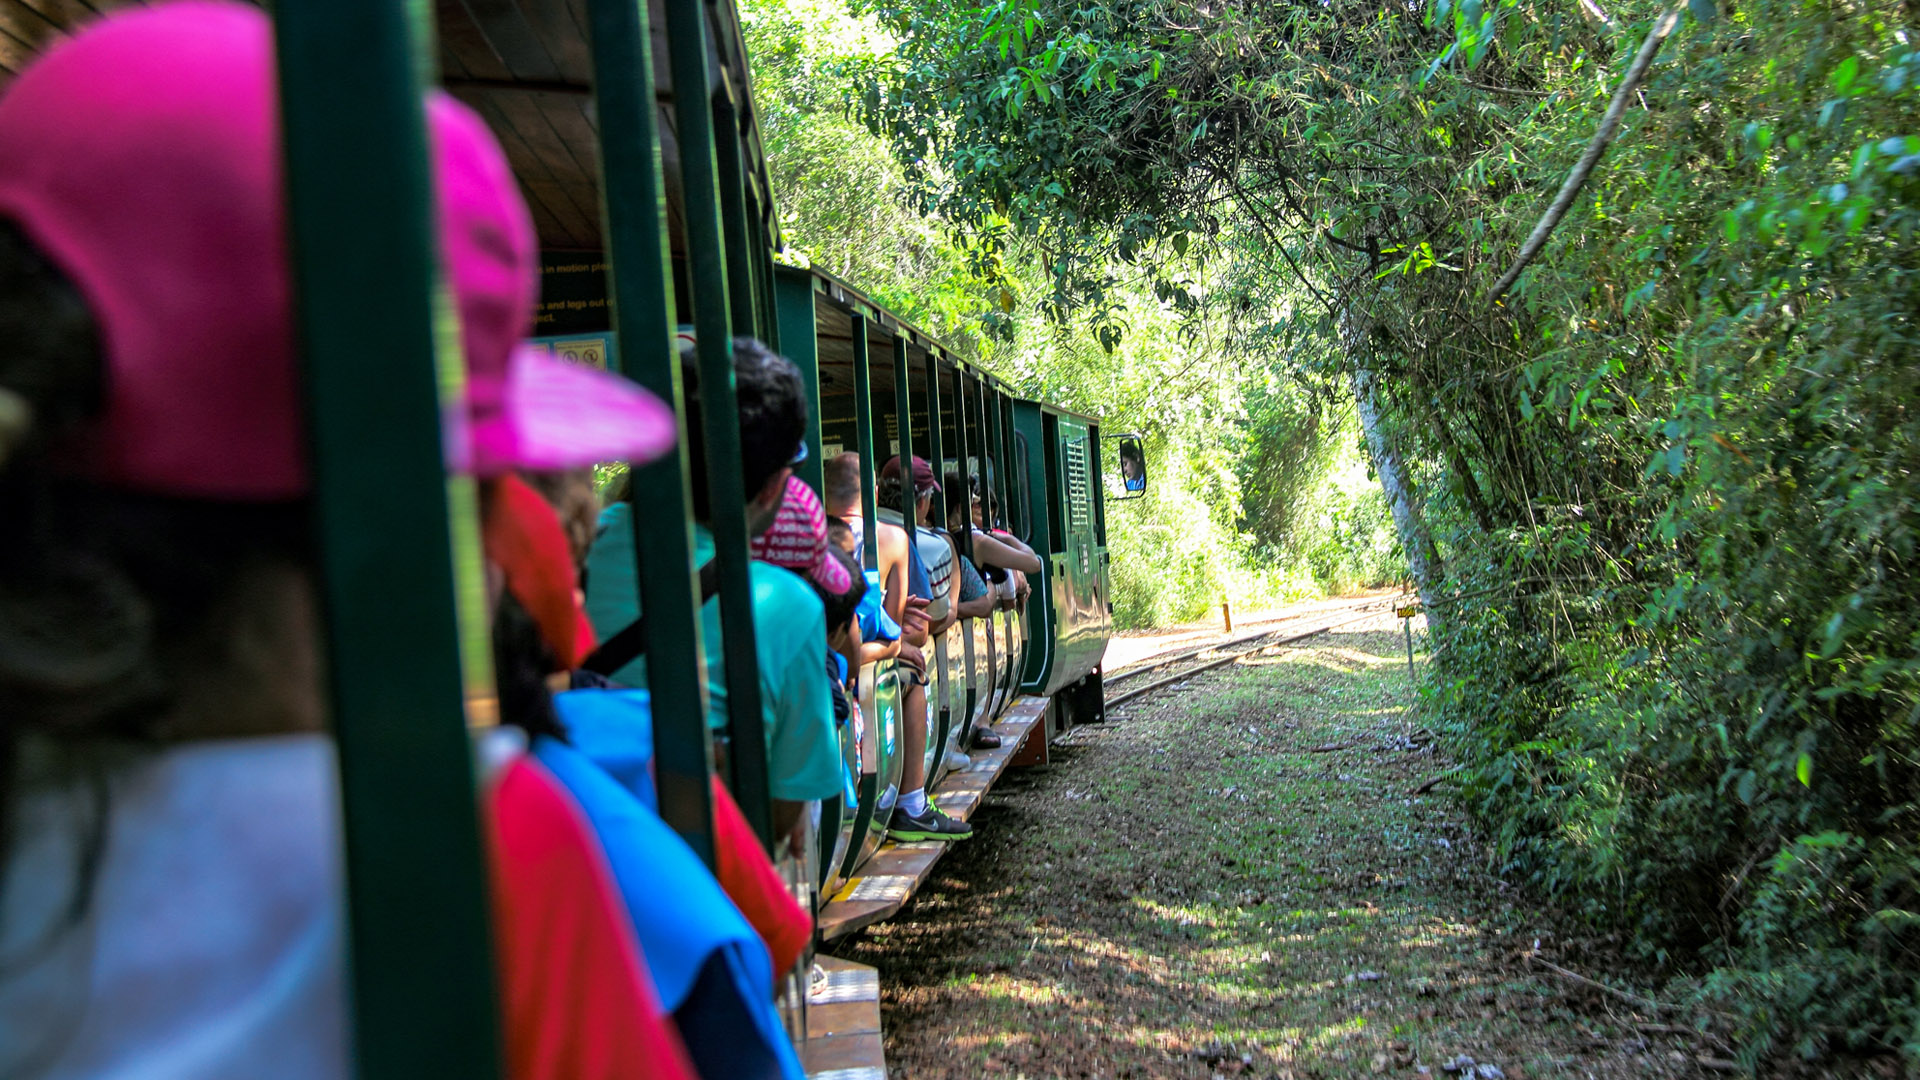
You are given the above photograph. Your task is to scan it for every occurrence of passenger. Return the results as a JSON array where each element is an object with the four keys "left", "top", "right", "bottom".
[
  {"left": 822, "top": 453, "right": 925, "bottom": 662},
  {"left": 583, "top": 341, "right": 844, "bottom": 845},
  {"left": 520, "top": 466, "right": 601, "bottom": 576},
  {"left": 814, "top": 545, "right": 869, "bottom": 688},
  {"left": 435, "top": 86, "right": 805, "bottom": 1080},
  {"left": 876, "top": 455, "right": 978, "bottom": 840},
  {"left": 826, "top": 515, "right": 903, "bottom": 671},
  {"left": 749, "top": 476, "right": 859, "bottom": 678},
  {"left": 0, "top": 9, "right": 692, "bottom": 1078},
  {"left": 822, "top": 452, "right": 962, "bottom": 839},
  {"left": 802, "top": 543, "right": 867, "bottom": 814},
  {"left": 744, "top": 474, "right": 856, "bottom": 846},
  {"left": 975, "top": 487, "right": 1040, "bottom": 609}
]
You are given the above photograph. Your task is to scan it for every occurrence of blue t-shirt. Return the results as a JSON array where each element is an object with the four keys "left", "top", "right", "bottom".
[
  {"left": 585, "top": 506, "right": 843, "bottom": 802},
  {"left": 956, "top": 554, "right": 988, "bottom": 604},
  {"left": 532, "top": 734, "right": 803, "bottom": 1080},
  {"left": 856, "top": 569, "right": 899, "bottom": 644}
]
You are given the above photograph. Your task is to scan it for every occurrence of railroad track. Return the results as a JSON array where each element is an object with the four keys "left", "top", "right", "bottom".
[{"left": 1103, "top": 595, "right": 1409, "bottom": 710}]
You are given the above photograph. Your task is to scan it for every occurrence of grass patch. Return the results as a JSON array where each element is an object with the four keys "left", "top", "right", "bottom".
[{"left": 844, "top": 620, "right": 1718, "bottom": 1079}]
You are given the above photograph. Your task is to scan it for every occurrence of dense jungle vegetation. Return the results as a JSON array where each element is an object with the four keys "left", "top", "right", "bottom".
[
  {"left": 745, "top": 0, "right": 1920, "bottom": 1068},
  {"left": 743, "top": 0, "right": 1405, "bottom": 627}
]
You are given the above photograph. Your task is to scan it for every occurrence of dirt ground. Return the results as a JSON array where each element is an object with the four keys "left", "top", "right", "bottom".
[{"left": 838, "top": 613, "right": 1736, "bottom": 1079}]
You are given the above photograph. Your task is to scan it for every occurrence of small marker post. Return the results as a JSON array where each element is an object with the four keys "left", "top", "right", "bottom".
[{"left": 1395, "top": 603, "right": 1421, "bottom": 682}]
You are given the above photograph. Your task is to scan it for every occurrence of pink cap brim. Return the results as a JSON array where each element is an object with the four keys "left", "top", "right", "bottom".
[
  {"left": 468, "top": 345, "right": 676, "bottom": 474},
  {"left": 809, "top": 550, "right": 854, "bottom": 595}
]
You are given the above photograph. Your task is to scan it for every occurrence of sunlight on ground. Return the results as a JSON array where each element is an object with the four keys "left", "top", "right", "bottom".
[{"left": 856, "top": 628, "right": 1689, "bottom": 1080}]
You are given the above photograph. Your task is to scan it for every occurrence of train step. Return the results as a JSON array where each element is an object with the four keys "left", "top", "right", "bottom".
[
  {"left": 817, "top": 696, "right": 1049, "bottom": 941},
  {"left": 799, "top": 954, "right": 885, "bottom": 1080}
]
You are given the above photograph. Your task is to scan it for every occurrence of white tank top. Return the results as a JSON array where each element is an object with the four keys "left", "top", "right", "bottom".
[
  {"left": 0, "top": 735, "right": 349, "bottom": 1080},
  {"left": 877, "top": 509, "right": 954, "bottom": 620}
]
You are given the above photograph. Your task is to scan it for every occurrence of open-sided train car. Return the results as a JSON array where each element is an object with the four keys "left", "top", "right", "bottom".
[
  {"left": 772, "top": 265, "right": 1115, "bottom": 898},
  {"left": 0, "top": 0, "right": 1111, "bottom": 1073}
]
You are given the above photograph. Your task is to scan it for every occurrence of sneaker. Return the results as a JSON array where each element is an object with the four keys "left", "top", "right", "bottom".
[
  {"left": 943, "top": 748, "right": 971, "bottom": 771},
  {"left": 969, "top": 729, "right": 1003, "bottom": 750},
  {"left": 888, "top": 804, "right": 973, "bottom": 842}
]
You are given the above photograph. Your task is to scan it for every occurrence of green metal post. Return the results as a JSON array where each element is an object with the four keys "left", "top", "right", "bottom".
[
  {"left": 922, "top": 349, "right": 945, "bottom": 523},
  {"left": 851, "top": 314, "right": 879, "bottom": 574},
  {"left": 585, "top": 0, "right": 715, "bottom": 863},
  {"left": 952, "top": 367, "right": 974, "bottom": 562},
  {"left": 985, "top": 380, "right": 1008, "bottom": 531},
  {"left": 774, "top": 268, "right": 822, "bottom": 494},
  {"left": 711, "top": 94, "right": 758, "bottom": 342},
  {"left": 1006, "top": 390, "right": 1021, "bottom": 534},
  {"left": 664, "top": 0, "right": 773, "bottom": 849},
  {"left": 756, "top": 217, "right": 781, "bottom": 349},
  {"left": 893, "top": 334, "right": 915, "bottom": 526},
  {"left": 273, "top": 3, "right": 502, "bottom": 1077}
]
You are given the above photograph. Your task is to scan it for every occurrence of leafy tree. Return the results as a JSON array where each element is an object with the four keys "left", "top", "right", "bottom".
[
  {"left": 846, "top": 0, "right": 1920, "bottom": 1064},
  {"left": 744, "top": 0, "right": 1396, "bottom": 624}
]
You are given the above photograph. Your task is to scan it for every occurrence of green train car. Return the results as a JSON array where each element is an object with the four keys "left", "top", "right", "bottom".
[
  {"left": 0, "top": 0, "right": 1124, "bottom": 1072},
  {"left": 773, "top": 266, "right": 1117, "bottom": 891},
  {"left": 1015, "top": 402, "right": 1114, "bottom": 735}
]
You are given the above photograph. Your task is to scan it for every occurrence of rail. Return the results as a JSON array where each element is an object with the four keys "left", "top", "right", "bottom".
[{"left": 1104, "top": 598, "right": 1407, "bottom": 710}]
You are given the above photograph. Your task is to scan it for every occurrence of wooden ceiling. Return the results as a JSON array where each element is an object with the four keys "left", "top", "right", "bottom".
[{"left": 0, "top": 0, "right": 734, "bottom": 253}]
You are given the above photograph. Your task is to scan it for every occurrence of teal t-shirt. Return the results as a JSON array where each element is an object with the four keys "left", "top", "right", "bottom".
[{"left": 584, "top": 504, "right": 843, "bottom": 803}]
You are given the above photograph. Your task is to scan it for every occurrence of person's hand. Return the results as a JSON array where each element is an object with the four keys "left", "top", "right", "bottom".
[
  {"left": 896, "top": 643, "right": 926, "bottom": 673},
  {"left": 899, "top": 595, "right": 932, "bottom": 637}
]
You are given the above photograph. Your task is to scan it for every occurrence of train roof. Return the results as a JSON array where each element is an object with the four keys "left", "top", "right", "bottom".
[
  {"left": 0, "top": 0, "right": 1101, "bottom": 426},
  {"left": 0, "top": 0, "right": 782, "bottom": 257}
]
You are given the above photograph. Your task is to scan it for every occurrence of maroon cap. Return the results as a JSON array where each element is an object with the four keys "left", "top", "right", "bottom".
[
  {"left": 879, "top": 455, "right": 939, "bottom": 496},
  {"left": 750, "top": 476, "right": 854, "bottom": 594}
]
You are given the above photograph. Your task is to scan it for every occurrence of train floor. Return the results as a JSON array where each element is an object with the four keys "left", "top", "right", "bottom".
[{"left": 835, "top": 613, "right": 1716, "bottom": 1080}]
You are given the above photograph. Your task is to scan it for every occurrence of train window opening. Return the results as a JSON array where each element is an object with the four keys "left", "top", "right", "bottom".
[{"left": 1106, "top": 432, "right": 1148, "bottom": 500}]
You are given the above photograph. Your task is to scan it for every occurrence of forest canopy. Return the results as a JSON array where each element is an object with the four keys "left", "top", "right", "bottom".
[{"left": 748, "top": 0, "right": 1920, "bottom": 1066}]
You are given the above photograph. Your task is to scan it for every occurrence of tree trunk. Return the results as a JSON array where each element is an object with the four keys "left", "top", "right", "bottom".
[{"left": 1344, "top": 310, "right": 1446, "bottom": 640}]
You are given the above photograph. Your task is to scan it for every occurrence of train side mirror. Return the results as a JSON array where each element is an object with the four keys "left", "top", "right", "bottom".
[{"left": 1114, "top": 435, "right": 1148, "bottom": 498}]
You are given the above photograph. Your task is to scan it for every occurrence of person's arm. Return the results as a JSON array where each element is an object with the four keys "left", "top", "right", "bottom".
[
  {"left": 971, "top": 530, "right": 1042, "bottom": 575},
  {"left": 877, "top": 523, "right": 909, "bottom": 623},
  {"left": 993, "top": 530, "right": 1039, "bottom": 559},
  {"left": 898, "top": 598, "right": 931, "bottom": 648},
  {"left": 955, "top": 592, "right": 995, "bottom": 619}
]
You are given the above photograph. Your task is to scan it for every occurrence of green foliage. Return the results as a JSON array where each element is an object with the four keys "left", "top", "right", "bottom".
[
  {"left": 844, "top": 0, "right": 1920, "bottom": 1064},
  {"left": 743, "top": 0, "right": 1391, "bottom": 627}
]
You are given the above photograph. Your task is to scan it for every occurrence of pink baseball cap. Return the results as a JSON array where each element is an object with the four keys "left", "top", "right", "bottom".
[
  {"left": 750, "top": 476, "right": 854, "bottom": 594},
  {"left": 0, "top": 2, "right": 302, "bottom": 497},
  {"left": 429, "top": 92, "right": 675, "bottom": 475},
  {"left": 0, "top": 1, "right": 674, "bottom": 500}
]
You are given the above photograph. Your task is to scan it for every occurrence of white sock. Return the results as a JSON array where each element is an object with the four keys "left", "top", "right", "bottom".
[{"left": 900, "top": 789, "right": 929, "bottom": 816}]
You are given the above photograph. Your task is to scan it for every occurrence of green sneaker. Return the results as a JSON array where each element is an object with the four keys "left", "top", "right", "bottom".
[{"left": 888, "top": 804, "right": 973, "bottom": 842}]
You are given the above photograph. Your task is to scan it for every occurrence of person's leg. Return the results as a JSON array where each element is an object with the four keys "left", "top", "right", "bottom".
[
  {"left": 889, "top": 673, "right": 970, "bottom": 840},
  {"left": 900, "top": 679, "right": 928, "bottom": 794}
]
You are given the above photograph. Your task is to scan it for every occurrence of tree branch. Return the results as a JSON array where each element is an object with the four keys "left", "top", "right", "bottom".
[{"left": 1487, "top": 6, "right": 1683, "bottom": 304}]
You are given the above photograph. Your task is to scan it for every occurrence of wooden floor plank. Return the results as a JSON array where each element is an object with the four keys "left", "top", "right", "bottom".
[
  {"left": 802, "top": 955, "right": 885, "bottom": 1080},
  {"left": 816, "top": 699, "right": 1047, "bottom": 941}
]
